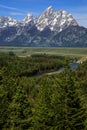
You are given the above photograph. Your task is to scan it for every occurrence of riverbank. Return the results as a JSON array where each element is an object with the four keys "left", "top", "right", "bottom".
[
  {"left": 33, "top": 62, "right": 79, "bottom": 78},
  {"left": 77, "top": 56, "right": 87, "bottom": 64}
]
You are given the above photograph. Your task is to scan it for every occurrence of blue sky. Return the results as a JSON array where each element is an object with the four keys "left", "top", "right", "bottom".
[{"left": 0, "top": 0, "right": 87, "bottom": 27}]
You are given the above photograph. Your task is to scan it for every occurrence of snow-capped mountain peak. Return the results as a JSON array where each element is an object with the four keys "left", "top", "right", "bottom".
[
  {"left": 47, "top": 6, "right": 53, "bottom": 10},
  {"left": 35, "top": 7, "right": 78, "bottom": 31},
  {"left": 49, "top": 10, "right": 78, "bottom": 31},
  {"left": 0, "top": 16, "right": 17, "bottom": 28},
  {"left": 22, "top": 13, "right": 35, "bottom": 27},
  {"left": 35, "top": 6, "right": 54, "bottom": 31},
  {"left": 0, "top": 6, "right": 78, "bottom": 32},
  {"left": 23, "top": 14, "right": 33, "bottom": 23},
  {"left": 0, "top": 6, "right": 86, "bottom": 47},
  {"left": 44, "top": 6, "right": 54, "bottom": 14}
]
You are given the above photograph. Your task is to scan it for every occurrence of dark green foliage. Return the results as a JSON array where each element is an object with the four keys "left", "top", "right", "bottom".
[
  {"left": 33, "top": 72, "right": 86, "bottom": 130},
  {"left": 0, "top": 53, "right": 65, "bottom": 77},
  {"left": 8, "top": 85, "right": 32, "bottom": 130},
  {"left": 0, "top": 53, "right": 87, "bottom": 129},
  {"left": 8, "top": 51, "right": 15, "bottom": 56}
]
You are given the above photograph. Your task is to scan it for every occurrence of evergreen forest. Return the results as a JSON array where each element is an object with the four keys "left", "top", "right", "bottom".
[{"left": 0, "top": 52, "right": 87, "bottom": 130}]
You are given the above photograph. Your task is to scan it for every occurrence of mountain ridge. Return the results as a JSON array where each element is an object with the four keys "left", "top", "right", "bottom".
[{"left": 0, "top": 6, "right": 87, "bottom": 47}]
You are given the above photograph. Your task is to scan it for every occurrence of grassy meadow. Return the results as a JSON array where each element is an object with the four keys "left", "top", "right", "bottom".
[{"left": 0, "top": 47, "right": 87, "bottom": 57}]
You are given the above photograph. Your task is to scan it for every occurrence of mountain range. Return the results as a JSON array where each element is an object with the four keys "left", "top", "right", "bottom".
[{"left": 0, "top": 6, "right": 87, "bottom": 47}]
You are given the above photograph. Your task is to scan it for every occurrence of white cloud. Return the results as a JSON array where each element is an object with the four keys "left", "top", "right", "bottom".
[
  {"left": 10, "top": 12, "right": 25, "bottom": 16},
  {"left": 0, "top": 4, "right": 27, "bottom": 19},
  {"left": 0, "top": 4, "right": 19, "bottom": 11}
]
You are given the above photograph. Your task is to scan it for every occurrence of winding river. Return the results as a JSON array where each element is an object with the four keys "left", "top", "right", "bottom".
[
  {"left": 46, "top": 62, "right": 79, "bottom": 76},
  {"left": 34, "top": 62, "right": 79, "bottom": 77}
]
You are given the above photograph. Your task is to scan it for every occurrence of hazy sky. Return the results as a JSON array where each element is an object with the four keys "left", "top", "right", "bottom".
[{"left": 0, "top": 0, "right": 87, "bottom": 27}]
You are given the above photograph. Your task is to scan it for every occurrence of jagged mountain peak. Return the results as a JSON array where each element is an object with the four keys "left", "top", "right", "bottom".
[
  {"left": 23, "top": 14, "right": 33, "bottom": 21},
  {"left": 47, "top": 6, "right": 53, "bottom": 10},
  {"left": 36, "top": 7, "right": 78, "bottom": 31},
  {"left": 20, "top": 13, "right": 35, "bottom": 28},
  {"left": 0, "top": 6, "right": 85, "bottom": 47},
  {"left": 22, "top": 13, "right": 34, "bottom": 24},
  {"left": 44, "top": 6, "right": 54, "bottom": 13},
  {"left": 35, "top": 6, "right": 54, "bottom": 31},
  {"left": 52, "top": 9, "right": 78, "bottom": 30},
  {"left": 0, "top": 6, "right": 78, "bottom": 31},
  {"left": 38, "top": 6, "right": 54, "bottom": 19},
  {"left": 0, "top": 16, "right": 17, "bottom": 28}
]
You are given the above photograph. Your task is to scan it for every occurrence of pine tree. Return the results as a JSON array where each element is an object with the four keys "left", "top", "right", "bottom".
[
  {"left": 33, "top": 76, "right": 65, "bottom": 130},
  {"left": 60, "top": 70, "right": 86, "bottom": 130},
  {"left": 9, "top": 85, "right": 32, "bottom": 130}
]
